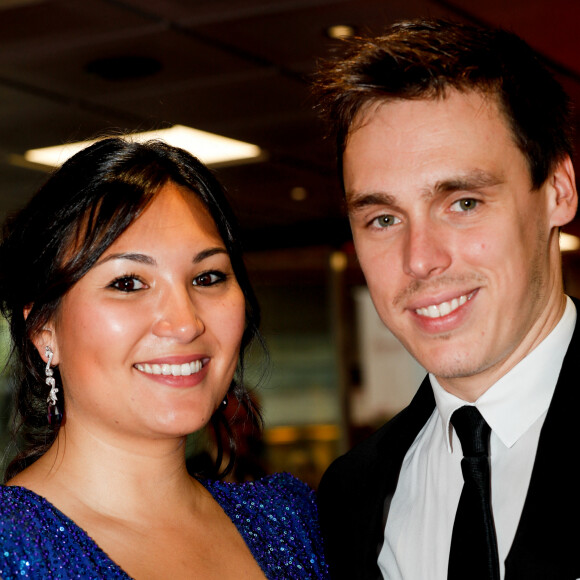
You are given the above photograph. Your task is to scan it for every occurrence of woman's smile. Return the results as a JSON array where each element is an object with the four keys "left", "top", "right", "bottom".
[{"left": 134, "top": 359, "right": 205, "bottom": 377}]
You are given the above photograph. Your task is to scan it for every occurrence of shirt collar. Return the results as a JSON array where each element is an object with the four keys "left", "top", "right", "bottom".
[{"left": 432, "top": 296, "right": 576, "bottom": 453}]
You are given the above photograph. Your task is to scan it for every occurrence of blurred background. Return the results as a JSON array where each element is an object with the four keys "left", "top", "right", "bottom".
[{"left": 1, "top": 0, "right": 580, "bottom": 488}]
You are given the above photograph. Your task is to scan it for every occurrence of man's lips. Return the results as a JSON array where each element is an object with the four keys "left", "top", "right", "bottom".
[{"left": 413, "top": 290, "right": 477, "bottom": 318}]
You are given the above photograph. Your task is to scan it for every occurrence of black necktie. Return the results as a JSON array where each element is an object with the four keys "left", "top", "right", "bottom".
[{"left": 448, "top": 406, "right": 500, "bottom": 580}]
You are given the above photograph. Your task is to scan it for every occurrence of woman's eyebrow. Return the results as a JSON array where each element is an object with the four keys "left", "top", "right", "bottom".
[
  {"left": 192, "top": 247, "right": 228, "bottom": 264},
  {"left": 97, "top": 252, "right": 156, "bottom": 266}
]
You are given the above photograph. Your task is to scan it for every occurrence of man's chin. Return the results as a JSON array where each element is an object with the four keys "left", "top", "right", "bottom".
[{"left": 414, "top": 353, "right": 485, "bottom": 381}]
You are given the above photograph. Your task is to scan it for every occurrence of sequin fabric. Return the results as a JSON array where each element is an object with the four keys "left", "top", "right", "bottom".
[
  {"left": 0, "top": 472, "right": 328, "bottom": 579},
  {"left": 201, "top": 472, "right": 328, "bottom": 579}
]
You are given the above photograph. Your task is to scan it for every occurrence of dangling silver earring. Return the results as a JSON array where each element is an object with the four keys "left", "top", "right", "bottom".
[
  {"left": 221, "top": 396, "right": 228, "bottom": 408},
  {"left": 45, "top": 346, "right": 61, "bottom": 425}
]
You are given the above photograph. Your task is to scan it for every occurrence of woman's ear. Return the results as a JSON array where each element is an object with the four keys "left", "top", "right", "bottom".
[{"left": 23, "top": 305, "right": 60, "bottom": 366}]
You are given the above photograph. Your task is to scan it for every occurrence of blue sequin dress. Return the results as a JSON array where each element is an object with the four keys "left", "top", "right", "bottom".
[{"left": 0, "top": 472, "right": 328, "bottom": 579}]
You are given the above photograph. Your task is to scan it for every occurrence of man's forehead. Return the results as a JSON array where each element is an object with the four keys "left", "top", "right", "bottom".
[
  {"left": 346, "top": 88, "right": 507, "bottom": 142},
  {"left": 342, "top": 89, "right": 530, "bottom": 189}
]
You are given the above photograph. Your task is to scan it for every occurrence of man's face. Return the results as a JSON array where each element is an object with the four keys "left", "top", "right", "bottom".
[{"left": 344, "top": 90, "right": 571, "bottom": 400}]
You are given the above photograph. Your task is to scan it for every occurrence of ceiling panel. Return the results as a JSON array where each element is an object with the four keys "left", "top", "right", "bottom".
[
  {"left": 0, "top": 29, "right": 258, "bottom": 104},
  {"left": 0, "top": 0, "right": 151, "bottom": 48},
  {"left": 187, "top": 0, "right": 451, "bottom": 73}
]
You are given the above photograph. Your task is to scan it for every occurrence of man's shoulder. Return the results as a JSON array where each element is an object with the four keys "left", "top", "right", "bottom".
[
  {"left": 319, "top": 378, "right": 435, "bottom": 494},
  {"left": 328, "top": 419, "right": 396, "bottom": 473},
  {"left": 320, "top": 406, "right": 415, "bottom": 491}
]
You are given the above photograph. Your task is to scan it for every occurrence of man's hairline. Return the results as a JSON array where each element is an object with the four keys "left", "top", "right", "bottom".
[{"left": 339, "top": 87, "right": 542, "bottom": 197}]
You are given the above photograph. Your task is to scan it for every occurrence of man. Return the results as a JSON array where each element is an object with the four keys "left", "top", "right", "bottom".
[{"left": 314, "top": 18, "right": 579, "bottom": 580}]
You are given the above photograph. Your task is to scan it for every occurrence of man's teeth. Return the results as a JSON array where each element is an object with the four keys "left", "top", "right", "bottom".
[
  {"left": 135, "top": 361, "right": 203, "bottom": 376},
  {"left": 416, "top": 293, "right": 472, "bottom": 318}
]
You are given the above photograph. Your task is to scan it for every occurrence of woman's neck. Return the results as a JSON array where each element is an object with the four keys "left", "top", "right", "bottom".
[{"left": 8, "top": 420, "right": 203, "bottom": 522}]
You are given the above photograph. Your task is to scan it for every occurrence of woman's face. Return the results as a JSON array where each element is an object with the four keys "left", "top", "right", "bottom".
[{"left": 45, "top": 181, "right": 246, "bottom": 442}]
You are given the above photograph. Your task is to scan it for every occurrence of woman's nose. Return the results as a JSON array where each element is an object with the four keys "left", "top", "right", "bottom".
[{"left": 151, "top": 287, "right": 204, "bottom": 342}]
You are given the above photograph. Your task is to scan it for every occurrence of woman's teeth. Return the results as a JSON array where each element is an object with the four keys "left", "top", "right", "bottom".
[
  {"left": 415, "top": 292, "right": 473, "bottom": 318},
  {"left": 135, "top": 361, "right": 203, "bottom": 376}
]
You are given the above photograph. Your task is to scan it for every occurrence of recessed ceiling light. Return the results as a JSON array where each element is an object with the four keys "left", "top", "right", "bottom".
[
  {"left": 326, "top": 24, "right": 356, "bottom": 39},
  {"left": 290, "top": 186, "right": 308, "bottom": 201},
  {"left": 24, "top": 125, "right": 263, "bottom": 168}
]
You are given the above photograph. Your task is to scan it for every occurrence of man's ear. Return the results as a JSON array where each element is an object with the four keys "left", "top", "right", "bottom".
[
  {"left": 548, "top": 155, "right": 578, "bottom": 228},
  {"left": 23, "top": 305, "right": 59, "bottom": 366}
]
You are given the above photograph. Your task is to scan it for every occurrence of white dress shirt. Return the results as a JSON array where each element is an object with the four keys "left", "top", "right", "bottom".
[{"left": 378, "top": 297, "right": 576, "bottom": 580}]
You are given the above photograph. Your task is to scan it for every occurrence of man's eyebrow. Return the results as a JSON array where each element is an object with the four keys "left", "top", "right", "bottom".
[
  {"left": 346, "top": 192, "right": 397, "bottom": 213},
  {"left": 346, "top": 170, "right": 503, "bottom": 213},
  {"left": 432, "top": 170, "right": 503, "bottom": 195}
]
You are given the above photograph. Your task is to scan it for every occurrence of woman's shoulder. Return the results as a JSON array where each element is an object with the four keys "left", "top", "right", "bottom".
[
  {"left": 0, "top": 485, "right": 64, "bottom": 577},
  {"left": 0, "top": 484, "right": 74, "bottom": 535},
  {"left": 201, "top": 473, "right": 328, "bottom": 578},
  {"left": 202, "top": 472, "right": 317, "bottom": 515},
  {"left": 204, "top": 470, "right": 309, "bottom": 491},
  {"left": 0, "top": 485, "right": 130, "bottom": 579},
  {"left": 0, "top": 485, "right": 45, "bottom": 527}
]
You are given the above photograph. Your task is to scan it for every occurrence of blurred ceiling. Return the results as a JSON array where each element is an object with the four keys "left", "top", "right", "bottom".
[{"left": 1, "top": 0, "right": 580, "bottom": 251}]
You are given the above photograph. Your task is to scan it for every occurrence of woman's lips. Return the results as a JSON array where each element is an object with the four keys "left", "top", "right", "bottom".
[
  {"left": 134, "top": 360, "right": 203, "bottom": 377},
  {"left": 133, "top": 356, "right": 210, "bottom": 386}
]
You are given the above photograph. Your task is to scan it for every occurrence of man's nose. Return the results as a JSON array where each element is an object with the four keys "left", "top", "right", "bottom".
[{"left": 402, "top": 222, "right": 452, "bottom": 280}]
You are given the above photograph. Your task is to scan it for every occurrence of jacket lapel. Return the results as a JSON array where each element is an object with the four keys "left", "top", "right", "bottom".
[{"left": 361, "top": 376, "right": 436, "bottom": 577}]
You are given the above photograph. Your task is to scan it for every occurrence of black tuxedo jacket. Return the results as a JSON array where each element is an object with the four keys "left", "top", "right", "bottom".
[{"left": 318, "top": 300, "right": 580, "bottom": 579}]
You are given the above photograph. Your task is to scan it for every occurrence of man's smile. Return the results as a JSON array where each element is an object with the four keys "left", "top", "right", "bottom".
[{"left": 415, "top": 290, "right": 477, "bottom": 318}]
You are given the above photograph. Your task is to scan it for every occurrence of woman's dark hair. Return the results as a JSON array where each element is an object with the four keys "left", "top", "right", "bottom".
[
  {"left": 0, "top": 137, "right": 263, "bottom": 480},
  {"left": 313, "top": 18, "right": 574, "bottom": 190}
]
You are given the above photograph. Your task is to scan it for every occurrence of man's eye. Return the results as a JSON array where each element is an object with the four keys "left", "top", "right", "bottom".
[
  {"left": 451, "top": 198, "right": 479, "bottom": 212},
  {"left": 110, "top": 276, "right": 146, "bottom": 292},
  {"left": 373, "top": 214, "right": 401, "bottom": 228},
  {"left": 193, "top": 271, "right": 226, "bottom": 287}
]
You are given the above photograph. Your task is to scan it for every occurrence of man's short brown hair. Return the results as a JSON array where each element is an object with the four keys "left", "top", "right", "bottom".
[{"left": 314, "top": 18, "right": 574, "bottom": 190}]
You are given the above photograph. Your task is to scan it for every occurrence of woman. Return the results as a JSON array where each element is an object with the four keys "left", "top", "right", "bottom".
[{"left": 0, "top": 138, "right": 328, "bottom": 579}]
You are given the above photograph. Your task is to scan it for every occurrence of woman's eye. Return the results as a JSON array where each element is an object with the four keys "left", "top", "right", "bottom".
[
  {"left": 193, "top": 271, "right": 226, "bottom": 287},
  {"left": 110, "top": 276, "right": 146, "bottom": 292},
  {"left": 372, "top": 214, "right": 401, "bottom": 228},
  {"left": 451, "top": 198, "right": 479, "bottom": 212}
]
